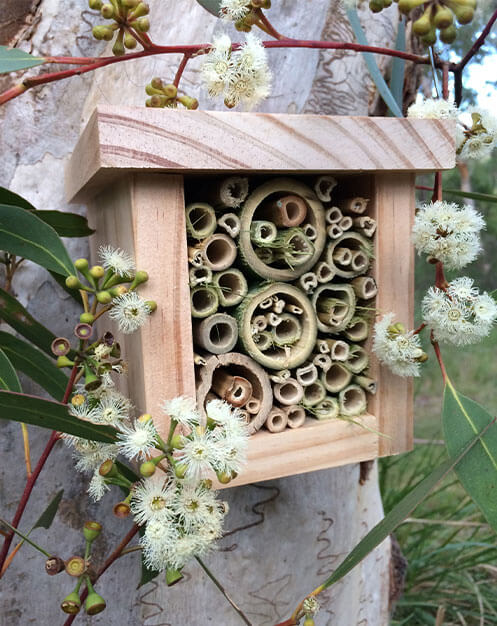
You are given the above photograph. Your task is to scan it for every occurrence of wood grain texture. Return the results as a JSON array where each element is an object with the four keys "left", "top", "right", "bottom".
[{"left": 66, "top": 106, "right": 455, "bottom": 202}]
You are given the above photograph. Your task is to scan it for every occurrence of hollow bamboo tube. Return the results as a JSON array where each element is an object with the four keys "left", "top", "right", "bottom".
[
  {"left": 312, "top": 284, "right": 356, "bottom": 333},
  {"left": 314, "top": 175, "right": 337, "bottom": 202},
  {"left": 272, "top": 299, "right": 285, "bottom": 314},
  {"left": 218, "top": 213, "right": 241, "bottom": 238},
  {"left": 353, "top": 375, "right": 377, "bottom": 395},
  {"left": 302, "top": 380, "right": 327, "bottom": 407},
  {"left": 273, "top": 378, "right": 304, "bottom": 406},
  {"left": 273, "top": 228, "right": 314, "bottom": 268},
  {"left": 332, "top": 247, "right": 353, "bottom": 266},
  {"left": 191, "top": 285, "right": 219, "bottom": 319},
  {"left": 284, "top": 303, "right": 303, "bottom": 315},
  {"left": 265, "top": 407, "right": 288, "bottom": 433},
  {"left": 255, "top": 247, "right": 274, "bottom": 264},
  {"left": 238, "top": 409, "right": 251, "bottom": 423},
  {"left": 199, "top": 233, "right": 238, "bottom": 271},
  {"left": 194, "top": 352, "right": 206, "bottom": 366},
  {"left": 296, "top": 362, "right": 318, "bottom": 387},
  {"left": 188, "top": 246, "right": 204, "bottom": 268},
  {"left": 204, "top": 176, "right": 249, "bottom": 209},
  {"left": 317, "top": 297, "right": 350, "bottom": 323},
  {"left": 351, "top": 276, "right": 378, "bottom": 300},
  {"left": 353, "top": 216, "right": 377, "bottom": 237},
  {"left": 313, "top": 397, "right": 340, "bottom": 420},
  {"left": 303, "top": 223, "right": 317, "bottom": 241},
  {"left": 326, "top": 232, "right": 372, "bottom": 279},
  {"left": 341, "top": 197, "right": 369, "bottom": 215},
  {"left": 312, "top": 353, "right": 332, "bottom": 372},
  {"left": 211, "top": 369, "right": 253, "bottom": 407},
  {"left": 271, "top": 314, "right": 302, "bottom": 346},
  {"left": 245, "top": 397, "right": 261, "bottom": 414},
  {"left": 269, "top": 369, "right": 291, "bottom": 383},
  {"left": 327, "top": 224, "right": 343, "bottom": 239},
  {"left": 316, "top": 339, "right": 330, "bottom": 354},
  {"left": 321, "top": 363, "right": 352, "bottom": 393},
  {"left": 315, "top": 261, "right": 335, "bottom": 284},
  {"left": 284, "top": 405, "right": 306, "bottom": 429},
  {"left": 189, "top": 266, "right": 213, "bottom": 287},
  {"left": 185, "top": 202, "right": 217, "bottom": 240},
  {"left": 345, "top": 345, "right": 369, "bottom": 374},
  {"left": 250, "top": 220, "right": 278, "bottom": 245},
  {"left": 259, "top": 297, "right": 274, "bottom": 310},
  {"left": 193, "top": 313, "right": 239, "bottom": 354},
  {"left": 253, "top": 331, "right": 273, "bottom": 351},
  {"left": 299, "top": 272, "right": 318, "bottom": 294},
  {"left": 339, "top": 384, "right": 367, "bottom": 416},
  {"left": 265, "top": 195, "right": 308, "bottom": 227},
  {"left": 324, "top": 338, "right": 350, "bottom": 361},
  {"left": 213, "top": 268, "right": 248, "bottom": 307},
  {"left": 350, "top": 250, "right": 370, "bottom": 274},
  {"left": 325, "top": 206, "right": 343, "bottom": 224},
  {"left": 344, "top": 317, "right": 369, "bottom": 342},
  {"left": 338, "top": 216, "right": 353, "bottom": 231},
  {"left": 267, "top": 312, "right": 282, "bottom": 327},
  {"left": 251, "top": 315, "right": 268, "bottom": 333}
]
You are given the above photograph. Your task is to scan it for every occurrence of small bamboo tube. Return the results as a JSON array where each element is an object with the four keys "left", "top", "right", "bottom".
[
  {"left": 312, "top": 284, "right": 356, "bottom": 333},
  {"left": 341, "top": 197, "right": 369, "bottom": 215},
  {"left": 265, "top": 195, "right": 308, "bottom": 227},
  {"left": 344, "top": 317, "right": 369, "bottom": 342},
  {"left": 189, "top": 266, "right": 213, "bottom": 287},
  {"left": 265, "top": 407, "right": 288, "bottom": 433},
  {"left": 338, "top": 216, "right": 353, "bottom": 231},
  {"left": 250, "top": 220, "right": 278, "bottom": 245},
  {"left": 200, "top": 234, "right": 238, "bottom": 271},
  {"left": 350, "top": 250, "right": 370, "bottom": 274},
  {"left": 299, "top": 272, "right": 318, "bottom": 294},
  {"left": 238, "top": 409, "right": 251, "bottom": 423},
  {"left": 251, "top": 315, "right": 268, "bottom": 333},
  {"left": 273, "top": 378, "right": 304, "bottom": 406},
  {"left": 188, "top": 246, "right": 204, "bottom": 267},
  {"left": 312, "top": 353, "right": 332, "bottom": 372},
  {"left": 271, "top": 314, "right": 302, "bottom": 346},
  {"left": 313, "top": 397, "right": 340, "bottom": 420},
  {"left": 255, "top": 247, "right": 274, "bottom": 264},
  {"left": 324, "top": 338, "right": 350, "bottom": 361},
  {"left": 284, "top": 303, "right": 303, "bottom": 315},
  {"left": 296, "top": 362, "right": 318, "bottom": 387},
  {"left": 270, "top": 369, "right": 291, "bottom": 383},
  {"left": 326, "top": 232, "right": 372, "bottom": 279},
  {"left": 321, "top": 363, "right": 352, "bottom": 393},
  {"left": 353, "top": 216, "right": 377, "bottom": 237},
  {"left": 284, "top": 405, "right": 306, "bottom": 429},
  {"left": 325, "top": 206, "right": 343, "bottom": 224},
  {"left": 253, "top": 331, "right": 273, "bottom": 351},
  {"left": 185, "top": 202, "right": 217, "bottom": 240},
  {"left": 353, "top": 375, "right": 377, "bottom": 394},
  {"left": 218, "top": 213, "right": 241, "bottom": 238},
  {"left": 339, "top": 384, "right": 367, "bottom": 416},
  {"left": 272, "top": 299, "right": 285, "bottom": 314},
  {"left": 314, "top": 175, "right": 337, "bottom": 202},
  {"left": 211, "top": 370, "right": 253, "bottom": 407},
  {"left": 205, "top": 176, "right": 249, "bottom": 209},
  {"left": 267, "top": 312, "right": 282, "bottom": 327},
  {"left": 317, "top": 297, "right": 350, "bottom": 324},
  {"left": 193, "top": 352, "right": 206, "bottom": 366},
  {"left": 191, "top": 286, "right": 219, "bottom": 319},
  {"left": 351, "top": 276, "right": 378, "bottom": 300},
  {"left": 327, "top": 224, "right": 343, "bottom": 239},
  {"left": 345, "top": 345, "right": 369, "bottom": 374},
  {"left": 302, "top": 380, "right": 327, "bottom": 407},
  {"left": 193, "top": 313, "right": 239, "bottom": 354},
  {"left": 316, "top": 339, "right": 330, "bottom": 354},
  {"left": 213, "top": 268, "right": 248, "bottom": 307},
  {"left": 332, "top": 247, "right": 352, "bottom": 266},
  {"left": 245, "top": 397, "right": 262, "bottom": 414},
  {"left": 315, "top": 261, "right": 335, "bottom": 284},
  {"left": 302, "top": 223, "right": 317, "bottom": 241},
  {"left": 273, "top": 228, "right": 314, "bottom": 267}
]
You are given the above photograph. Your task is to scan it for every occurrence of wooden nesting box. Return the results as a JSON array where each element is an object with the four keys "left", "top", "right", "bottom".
[{"left": 66, "top": 106, "right": 454, "bottom": 487}]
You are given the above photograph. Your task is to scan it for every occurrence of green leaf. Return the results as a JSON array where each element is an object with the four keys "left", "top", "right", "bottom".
[
  {"left": 346, "top": 9, "right": 403, "bottom": 118},
  {"left": 0, "top": 390, "right": 117, "bottom": 443},
  {"left": 390, "top": 18, "right": 406, "bottom": 112},
  {"left": 0, "top": 347, "right": 21, "bottom": 392},
  {"left": 0, "top": 204, "right": 75, "bottom": 276},
  {"left": 139, "top": 555, "right": 160, "bottom": 588},
  {"left": 0, "top": 187, "right": 35, "bottom": 211},
  {"left": 443, "top": 378, "right": 497, "bottom": 533},
  {"left": 442, "top": 188, "right": 497, "bottom": 204},
  {"left": 0, "top": 331, "right": 68, "bottom": 399},
  {"left": 195, "top": 0, "right": 221, "bottom": 16},
  {"left": 33, "top": 489, "right": 64, "bottom": 530},
  {"left": 0, "top": 46, "right": 45, "bottom": 74}
]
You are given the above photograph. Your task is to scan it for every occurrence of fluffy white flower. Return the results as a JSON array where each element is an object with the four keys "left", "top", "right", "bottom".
[
  {"left": 87, "top": 470, "right": 110, "bottom": 502},
  {"left": 373, "top": 313, "right": 424, "bottom": 377},
  {"left": 172, "top": 483, "right": 219, "bottom": 531},
  {"left": 93, "top": 392, "right": 130, "bottom": 426},
  {"left": 201, "top": 34, "right": 234, "bottom": 98},
  {"left": 109, "top": 291, "right": 151, "bottom": 334},
  {"left": 175, "top": 429, "right": 219, "bottom": 483},
  {"left": 117, "top": 420, "right": 159, "bottom": 460},
  {"left": 219, "top": 0, "right": 251, "bottom": 21},
  {"left": 407, "top": 96, "right": 458, "bottom": 120},
  {"left": 457, "top": 108, "right": 497, "bottom": 161},
  {"left": 412, "top": 201, "right": 484, "bottom": 269},
  {"left": 131, "top": 477, "right": 176, "bottom": 525},
  {"left": 68, "top": 401, "right": 100, "bottom": 424},
  {"left": 71, "top": 439, "right": 118, "bottom": 473},
  {"left": 93, "top": 343, "right": 113, "bottom": 362},
  {"left": 99, "top": 245, "right": 135, "bottom": 277},
  {"left": 141, "top": 520, "right": 178, "bottom": 572},
  {"left": 162, "top": 396, "right": 199, "bottom": 428},
  {"left": 166, "top": 533, "right": 210, "bottom": 571}
]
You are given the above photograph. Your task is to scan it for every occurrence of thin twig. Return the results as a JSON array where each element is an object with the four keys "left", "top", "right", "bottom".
[
  {"left": 256, "top": 11, "right": 287, "bottom": 40},
  {"left": 173, "top": 53, "right": 192, "bottom": 88},
  {"left": 431, "top": 333, "right": 447, "bottom": 384},
  {"left": 457, "top": 8, "right": 497, "bottom": 71},
  {"left": 21, "top": 423, "right": 32, "bottom": 478}
]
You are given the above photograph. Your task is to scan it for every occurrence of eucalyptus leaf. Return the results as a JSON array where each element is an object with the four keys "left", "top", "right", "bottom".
[
  {"left": 0, "top": 348, "right": 21, "bottom": 392},
  {"left": 0, "top": 46, "right": 45, "bottom": 74},
  {"left": 442, "top": 188, "right": 497, "bottom": 204},
  {"left": 138, "top": 555, "right": 160, "bottom": 588},
  {"left": 195, "top": 0, "right": 221, "bottom": 16},
  {"left": 390, "top": 18, "right": 405, "bottom": 112},
  {"left": 33, "top": 490, "right": 64, "bottom": 531},
  {"left": 0, "top": 187, "right": 35, "bottom": 211}
]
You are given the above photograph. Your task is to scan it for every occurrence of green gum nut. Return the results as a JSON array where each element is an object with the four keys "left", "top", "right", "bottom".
[
  {"left": 65, "top": 275, "right": 82, "bottom": 290},
  {"left": 140, "top": 461, "right": 156, "bottom": 477},
  {"left": 80, "top": 312, "right": 95, "bottom": 324},
  {"left": 131, "top": 2, "right": 150, "bottom": 17},
  {"left": 90, "top": 265, "right": 105, "bottom": 279},
  {"left": 451, "top": 3, "right": 474, "bottom": 24},
  {"left": 92, "top": 25, "right": 113, "bottom": 41},
  {"left": 413, "top": 7, "right": 434, "bottom": 36},
  {"left": 178, "top": 96, "right": 199, "bottom": 110},
  {"left": 170, "top": 434, "right": 184, "bottom": 449},
  {"left": 124, "top": 33, "right": 138, "bottom": 49},
  {"left": 96, "top": 290, "right": 113, "bottom": 304},
  {"left": 421, "top": 25, "right": 437, "bottom": 45},
  {"left": 175, "top": 463, "right": 188, "bottom": 479},
  {"left": 135, "top": 17, "right": 150, "bottom": 31},
  {"left": 162, "top": 85, "right": 177, "bottom": 99},
  {"left": 83, "top": 521, "right": 103, "bottom": 543},
  {"left": 101, "top": 3, "right": 115, "bottom": 18},
  {"left": 146, "top": 84, "right": 163, "bottom": 96},
  {"left": 369, "top": 0, "right": 384, "bottom": 12},
  {"left": 145, "top": 300, "right": 157, "bottom": 312},
  {"left": 99, "top": 459, "right": 117, "bottom": 477},
  {"left": 151, "top": 77, "right": 163, "bottom": 90},
  {"left": 61, "top": 591, "right": 82, "bottom": 615},
  {"left": 433, "top": 5, "right": 453, "bottom": 29},
  {"left": 122, "top": 0, "right": 139, "bottom": 6},
  {"left": 112, "top": 30, "right": 126, "bottom": 56},
  {"left": 85, "top": 591, "right": 106, "bottom": 616},
  {"left": 89, "top": 0, "right": 103, "bottom": 9},
  {"left": 56, "top": 355, "right": 74, "bottom": 368},
  {"left": 440, "top": 24, "right": 457, "bottom": 43},
  {"left": 75, "top": 258, "right": 89, "bottom": 271}
]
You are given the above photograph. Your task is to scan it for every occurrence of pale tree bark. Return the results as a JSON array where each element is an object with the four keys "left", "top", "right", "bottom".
[{"left": 0, "top": 1, "right": 403, "bottom": 624}]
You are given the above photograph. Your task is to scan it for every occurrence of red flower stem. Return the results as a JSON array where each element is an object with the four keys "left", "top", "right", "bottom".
[
  {"left": 432, "top": 171, "right": 442, "bottom": 203},
  {"left": 257, "top": 12, "right": 287, "bottom": 40},
  {"left": 0, "top": 364, "right": 78, "bottom": 575},
  {"left": 173, "top": 53, "right": 192, "bottom": 88},
  {"left": 442, "top": 62, "right": 449, "bottom": 100},
  {"left": 431, "top": 333, "right": 447, "bottom": 384},
  {"left": 457, "top": 7, "right": 497, "bottom": 72},
  {"left": 412, "top": 322, "right": 427, "bottom": 336},
  {"left": 435, "top": 261, "right": 447, "bottom": 290},
  {"left": 63, "top": 524, "right": 140, "bottom": 626}
]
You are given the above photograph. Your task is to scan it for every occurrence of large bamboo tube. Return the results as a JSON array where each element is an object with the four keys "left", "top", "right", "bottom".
[
  {"left": 314, "top": 175, "right": 337, "bottom": 202},
  {"left": 313, "top": 397, "right": 340, "bottom": 420},
  {"left": 265, "top": 407, "right": 288, "bottom": 433},
  {"left": 218, "top": 212, "right": 241, "bottom": 238},
  {"left": 193, "top": 313, "right": 238, "bottom": 354},
  {"left": 353, "top": 216, "right": 377, "bottom": 237},
  {"left": 339, "top": 384, "right": 367, "bottom": 416},
  {"left": 344, "top": 317, "right": 369, "bottom": 342},
  {"left": 199, "top": 233, "right": 238, "bottom": 271},
  {"left": 271, "top": 313, "right": 302, "bottom": 346},
  {"left": 284, "top": 405, "right": 307, "bottom": 429},
  {"left": 351, "top": 276, "right": 377, "bottom": 300},
  {"left": 237, "top": 282, "right": 317, "bottom": 370},
  {"left": 239, "top": 178, "right": 326, "bottom": 280},
  {"left": 203, "top": 176, "right": 249, "bottom": 209},
  {"left": 213, "top": 268, "right": 248, "bottom": 307},
  {"left": 326, "top": 232, "right": 372, "bottom": 278},
  {"left": 345, "top": 345, "right": 369, "bottom": 374},
  {"left": 196, "top": 352, "right": 273, "bottom": 434},
  {"left": 250, "top": 220, "right": 278, "bottom": 245},
  {"left": 312, "top": 284, "right": 356, "bottom": 333},
  {"left": 191, "top": 285, "right": 219, "bottom": 319},
  {"left": 185, "top": 202, "right": 217, "bottom": 240},
  {"left": 321, "top": 363, "right": 353, "bottom": 393},
  {"left": 211, "top": 369, "right": 253, "bottom": 407},
  {"left": 265, "top": 195, "right": 308, "bottom": 227},
  {"left": 302, "top": 380, "right": 326, "bottom": 407},
  {"left": 341, "top": 197, "right": 369, "bottom": 215},
  {"left": 353, "top": 375, "right": 377, "bottom": 394},
  {"left": 273, "top": 377, "right": 304, "bottom": 405}
]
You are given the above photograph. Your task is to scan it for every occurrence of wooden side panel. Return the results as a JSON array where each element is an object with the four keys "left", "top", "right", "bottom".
[{"left": 370, "top": 173, "right": 415, "bottom": 456}]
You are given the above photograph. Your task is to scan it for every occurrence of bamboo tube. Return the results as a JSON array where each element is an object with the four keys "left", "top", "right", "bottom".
[
  {"left": 204, "top": 176, "right": 249, "bottom": 209},
  {"left": 321, "top": 363, "right": 352, "bottom": 393},
  {"left": 213, "top": 268, "right": 248, "bottom": 307},
  {"left": 338, "top": 216, "right": 353, "bottom": 231},
  {"left": 193, "top": 313, "right": 238, "bottom": 354},
  {"left": 273, "top": 377, "right": 304, "bottom": 405},
  {"left": 327, "top": 224, "right": 343, "bottom": 239},
  {"left": 296, "top": 362, "right": 318, "bottom": 386},
  {"left": 271, "top": 314, "right": 302, "bottom": 346},
  {"left": 324, "top": 338, "right": 350, "bottom": 361},
  {"left": 350, "top": 250, "right": 370, "bottom": 274},
  {"left": 353, "top": 216, "right": 377, "bottom": 237},
  {"left": 239, "top": 178, "right": 326, "bottom": 280},
  {"left": 332, "top": 247, "right": 352, "bottom": 266},
  {"left": 189, "top": 266, "right": 213, "bottom": 287},
  {"left": 326, "top": 232, "right": 372, "bottom": 278},
  {"left": 237, "top": 282, "right": 317, "bottom": 370},
  {"left": 193, "top": 352, "right": 206, "bottom": 366},
  {"left": 211, "top": 369, "right": 253, "bottom": 407},
  {"left": 302, "top": 223, "right": 317, "bottom": 241},
  {"left": 316, "top": 339, "right": 330, "bottom": 354},
  {"left": 314, "top": 175, "right": 337, "bottom": 202},
  {"left": 284, "top": 405, "right": 306, "bottom": 429},
  {"left": 188, "top": 246, "right": 204, "bottom": 268},
  {"left": 351, "top": 276, "right": 377, "bottom": 300},
  {"left": 302, "top": 380, "right": 327, "bottom": 407},
  {"left": 284, "top": 303, "right": 303, "bottom": 315},
  {"left": 255, "top": 247, "right": 274, "bottom": 264},
  {"left": 218, "top": 213, "right": 241, "bottom": 238},
  {"left": 265, "top": 407, "right": 288, "bottom": 433},
  {"left": 267, "top": 312, "right": 282, "bottom": 327},
  {"left": 199, "top": 233, "right": 238, "bottom": 271},
  {"left": 312, "top": 353, "right": 332, "bottom": 372},
  {"left": 339, "top": 384, "right": 367, "bottom": 416},
  {"left": 250, "top": 220, "right": 278, "bottom": 245},
  {"left": 185, "top": 202, "right": 217, "bottom": 240},
  {"left": 345, "top": 345, "right": 369, "bottom": 374},
  {"left": 325, "top": 206, "right": 343, "bottom": 224},
  {"left": 273, "top": 228, "right": 314, "bottom": 268},
  {"left": 314, "top": 261, "right": 335, "bottom": 284},
  {"left": 299, "top": 272, "right": 318, "bottom": 294},
  {"left": 253, "top": 331, "right": 273, "bottom": 351},
  {"left": 238, "top": 409, "right": 251, "bottom": 423},
  {"left": 272, "top": 299, "right": 286, "bottom": 314},
  {"left": 245, "top": 397, "right": 261, "bottom": 414},
  {"left": 312, "top": 284, "right": 356, "bottom": 333},
  {"left": 270, "top": 369, "right": 291, "bottom": 384},
  {"left": 265, "top": 195, "right": 308, "bottom": 227},
  {"left": 191, "top": 285, "right": 219, "bottom": 319},
  {"left": 259, "top": 297, "right": 274, "bottom": 310},
  {"left": 344, "top": 317, "right": 369, "bottom": 342},
  {"left": 313, "top": 397, "right": 340, "bottom": 420},
  {"left": 341, "top": 197, "right": 369, "bottom": 215},
  {"left": 353, "top": 375, "right": 377, "bottom": 394},
  {"left": 251, "top": 314, "right": 268, "bottom": 333}
]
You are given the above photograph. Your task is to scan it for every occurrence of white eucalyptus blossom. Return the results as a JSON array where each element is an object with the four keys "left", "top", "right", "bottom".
[
  {"left": 162, "top": 395, "right": 199, "bottom": 428},
  {"left": 141, "top": 520, "right": 178, "bottom": 571},
  {"left": 109, "top": 291, "right": 151, "bottom": 334},
  {"left": 93, "top": 392, "right": 130, "bottom": 426},
  {"left": 99, "top": 245, "right": 135, "bottom": 277},
  {"left": 87, "top": 471, "right": 110, "bottom": 502},
  {"left": 219, "top": 0, "right": 251, "bottom": 21},
  {"left": 175, "top": 429, "right": 219, "bottom": 483},
  {"left": 457, "top": 108, "right": 497, "bottom": 161},
  {"left": 131, "top": 477, "right": 176, "bottom": 525},
  {"left": 93, "top": 343, "right": 113, "bottom": 361},
  {"left": 412, "top": 201, "right": 484, "bottom": 269},
  {"left": 407, "top": 96, "right": 458, "bottom": 120},
  {"left": 373, "top": 313, "right": 424, "bottom": 377},
  {"left": 167, "top": 534, "right": 211, "bottom": 571},
  {"left": 117, "top": 420, "right": 159, "bottom": 460},
  {"left": 68, "top": 401, "right": 100, "bottom": 424},
  {"left": 201, "top": 34, "right": 234, "bottom": 98},
  {"left": 172, "top": 483, "right": 219, "bottom": 531},
  {"left": 71, "top": 440, "right": 119, "bottom": 473}
]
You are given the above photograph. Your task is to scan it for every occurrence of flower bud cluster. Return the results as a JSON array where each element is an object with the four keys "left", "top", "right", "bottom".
[
  {"left": 219, "top": 0, "right": 271, "bottom": 31},
  {"left": 145, "top": 78, "right": 199, "bottom": 110},
  {"left": 88, "top": 0, "right": 150, "bottom": 56}
]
